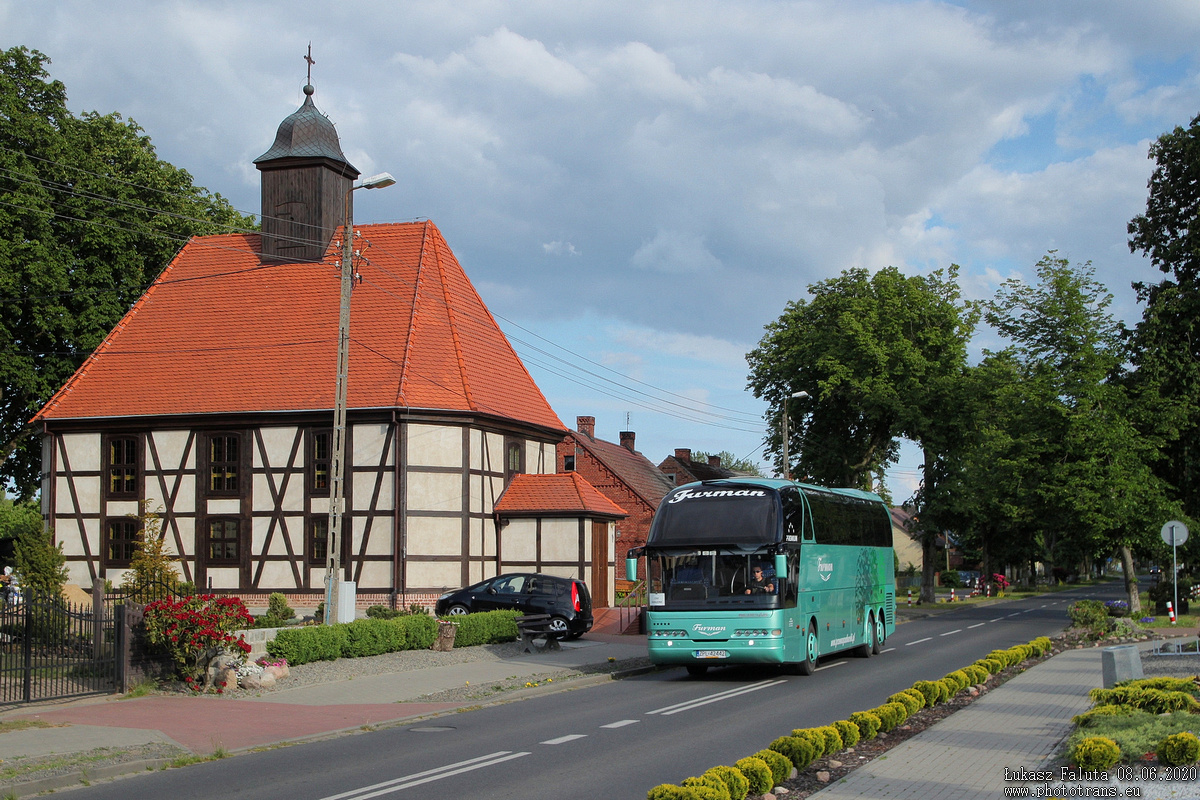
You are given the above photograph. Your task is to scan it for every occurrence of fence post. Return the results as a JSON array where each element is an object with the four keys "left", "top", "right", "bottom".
[
  {"left": 22, "top": 588, "right": 33, "bottom": 703},
  {"left": 92, "top": 578, "right": 105, "bottom": 661}
]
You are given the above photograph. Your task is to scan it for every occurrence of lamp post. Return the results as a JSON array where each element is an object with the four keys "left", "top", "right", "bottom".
[
  {"left": 326, "top": 172, "right": 395, "bottom": 625},
  {"left": 780, "top": 390, "right": 809, "bottom": 481}
]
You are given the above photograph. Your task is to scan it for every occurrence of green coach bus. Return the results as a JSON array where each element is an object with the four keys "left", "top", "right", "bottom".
[{"left": 626, "top": 478, "right": 896, "bottom": 676}]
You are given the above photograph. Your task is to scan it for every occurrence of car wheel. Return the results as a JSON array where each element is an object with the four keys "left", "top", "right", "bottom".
[
  {"left": 547, "top": 616, "right": 570, "bottom": 638},
  {"left": 446, "top": 604, "right": 470, "bottom": 616},
  {"left": 872, "top": 609, "right": 885, "bottom": 655},
  {"left": 797, "top": 622, "right": 818, "bottom": 676},
  {"left": 686, "top": 665, "right": 708, "bottom": 677}
]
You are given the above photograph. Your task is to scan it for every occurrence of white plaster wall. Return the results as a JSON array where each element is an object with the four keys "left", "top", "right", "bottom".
[
  {"left": 311, "top": 496, "right": 331, "bottom": 515},
  {"left": 105, "top": 500, "right": 139, "bottom": 519},
  {"left": 484, "top": 432, "right": 504, "bottom": 472},
  {"left": 408, "top": 561, "right": 463, "bottom": 591},
  {"left": 353, "top": 472, "right": 393, "bottom": 510},
  {"left": 357, "top": 562, "right": 392, "bottom": 587},
  {"left": 359, "top": 517, "right": 394, "bottom": 556},
  {"left": 259, "top": 562, "right": 297, "bottom": 588},
  {"left": 407, "top": 424, "right": 462, "bottom": 468},
  {"left": 57, "top": 475, "right": 99, "bottom": 515},
  {"left": 149, "top": 430, "right": 194, "bottom": 470},
  {"left": 541, "top": 518, "right": 581, "bottom": 562},
  {"left": 501, "top": 521, "right": 537, "bottom": 563},
  {"left": 468, "top": 517, "right": 482, "bottom": 557},
  {"left": 206, "top": 568, "right": 240, "bottom": 590},
  {"left": 58, "top": 518, "right": 98, "bottom": 558},
  {"left": 207, "top": 498, "right": 240, "bottom": 515},
  {"left": 469, "top": 473, "right": 483, "bottom": 515},
  {"left": 525, "top": 441, "right": 542, "bottom": 474},
  {"left": 255, "top": 426, "right": 298, "bottom": 468},
  {"left": 105, "top": 567, "right": 132, "bottom": 585},
  {"left": 407, "top": 516, "right": 462, "bottom": 557},
  {"left": 407, "top": 471, "right": 462, "bottom": 513},
  {"left": 469, "top": 428, "right": 482, "bottom": 471},
  {"left": 61, "top": 433, "right": 100, "bottom": 473},
  {"left": 65, "top": 563, "right": 91, "bottom": 586},
  {"left": 468, "top": 561, "right": 483, "bottom": 586},
  {"left": 485, "top": 475, "right": 505, "bottom": 514},
  {"left": 253, "top": 474, "right": 304, "bottom": 513},
  {"left": 255, "top": 517, "right": 302, "bottom": 557},
  {"left": 174, "top": 519, "right": 196, "bottom": 557},
  {"left": 483, "top": 517, "right": 497, "bottom": 557},
  {"left": 353, "top": 423, "right": 393, "bottom": 467}
]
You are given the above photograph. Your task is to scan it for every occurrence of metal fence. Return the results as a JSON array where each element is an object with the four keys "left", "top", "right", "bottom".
[{"left": 0, "top": 587, "right": 118, "bottom": 705}]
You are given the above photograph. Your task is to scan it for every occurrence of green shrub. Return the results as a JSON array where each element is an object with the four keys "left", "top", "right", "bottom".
[
  {"left": 1072, "top": 705, "right": 1142, "bottom": 727},
  {"left": 1068, "top": 600, "right": 1111, "bottom": 636},
  {"left": 816, "top": 725, "right": 844, "bottom": 754},
  {"left": 977, "top": 657, "right": 1003, "bottom": 675},
  {"left": 942, "top": 670, "right": 970, "bottom": 692},
  {"left": 962, "top": 665, "right": 988, "bottom": 685},
  {"left": 1114, "top": 677, "right": 1198, "bottom": 693},
  {"left": 1070, "top": 736, "right": 1121, "bottom": 771},
  {"left": 849, "top": 710, "right": 881, "bottom": 740},
  {"left": 935, "top": 678, "right": 958, "bottom": 701},
  {"left": 267, "top": 592, "right": 295, "bottom": 621},
  {"left": 647, "top": 785, "right": 698, "bottom": 800},
  {"left": 264, "top": 614, "right": 436, "bottom": 664},
  {"left": 790, "top": 728, "right": 827, "bottom": 759},
  {"left": 1030, "top": 636, "right": 1052, "bottom": 656},
  {"left": 870, "top": 702, "right": 908, "bottom": 732},
  {"left": 888, "top": 690, "right": 923, "bottom": 715},
  {"left": 832, "top": 719, "right": 860, "bottom": 748},
  {"left": 1158, "top": 732, "right": 1200, "bottom": 766},
  {"left": 1087, "top": 686, "right": 1200, "bottom": 715},
  {"left": 733, "top": 757, "right": 772, "bottom": 796},
  {"left": 445, "top": 610, "right": 520, "bottom": 646},
  {"left": 366, "top": 604, "right": 403, "bottom": 619},
  {"left": 707, "top": 765, "right": 751, "bottom": 800},
  {"left": 769, "top": 736, "right": 815, "bottom": 771},
  {"left": 912, "top": 680, "right": 941, "bottom": 707},
  {"left": 400, "top": 613, "right": 438, "bottom": 649},
  {"left": 682, "top": 774, "right": 730, "bottom": 800},
  {"left": 751, "top": 750, "right": 791, "bottom": 787}
]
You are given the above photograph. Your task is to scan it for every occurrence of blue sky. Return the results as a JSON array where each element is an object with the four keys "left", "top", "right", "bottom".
[{"left": 5, "top": 0, "right": 1200, "bottom": 500}]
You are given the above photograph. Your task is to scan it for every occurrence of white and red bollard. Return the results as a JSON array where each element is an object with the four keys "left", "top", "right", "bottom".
[
  {"left": 950, "top": 588, "right": 956, "bottom": 603},
  {"left": 1167, "top": 601, "right": 1176, "bottom": 624},
  {"left": 985, "top": 584, "right": 990, "bottom": 597},
  {"left": 907, "top": 589, "right": 912, "bottom": 607}
]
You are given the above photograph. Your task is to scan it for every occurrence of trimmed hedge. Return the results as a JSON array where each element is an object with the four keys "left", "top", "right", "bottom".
[
  {"left": 752, "top": 749, "right": 792, "bottom": 787},
  {"left": 770, "top": 736, "right": 815, "bottom": 771},
  {"left": 445, "top": 609, "right": 521, "bottom": 647},
  {"left": 832, "top": 718, "right": 861, "bottom": 748},
  {"left": 266, "top": 613, "right": 439, "bottom": 664},
  {"left": 733, "top": 757, "right": 772, "bottom": 795}
]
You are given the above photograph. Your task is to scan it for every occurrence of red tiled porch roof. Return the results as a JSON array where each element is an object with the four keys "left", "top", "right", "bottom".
[{"left": 494, "top": 472, "right": 628, "bottom": 518}]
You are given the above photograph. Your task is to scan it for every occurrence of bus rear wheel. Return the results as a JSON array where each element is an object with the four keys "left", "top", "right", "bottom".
[
  {"left": 854, "top": 613, "right": 874, "bottom": 658},
  {"left": 872, "top": 610, "right": 885, "bottom": 655},
  {"left": 796, "top": 622, "right": 818, "bottom": 676}
]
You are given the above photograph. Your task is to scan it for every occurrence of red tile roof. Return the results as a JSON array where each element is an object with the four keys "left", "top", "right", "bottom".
[
  {"left": 34, "top": 222, "right": 564, "bottom": 432},
  {"left": 571, "top": 432, "right": 676, "bottom": 508},
  {"left": 494, "top": 473, "right": 628, "bottom": 518}
]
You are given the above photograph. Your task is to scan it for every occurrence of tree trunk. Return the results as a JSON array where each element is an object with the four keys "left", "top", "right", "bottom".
[
  {"left": 919, "top": 448, "right": 937, "bottom": 604},
  {"left": 1120, "top": 545, "right": 1141, "bottom": 615}
]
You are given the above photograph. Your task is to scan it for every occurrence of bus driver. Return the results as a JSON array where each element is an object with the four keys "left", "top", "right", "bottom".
[{"left": 744, "top": 566, "right": 775, "bottom": 595}]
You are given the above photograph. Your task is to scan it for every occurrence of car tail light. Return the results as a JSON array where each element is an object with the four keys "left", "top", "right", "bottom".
[{"left": 572, "top": 581, "right": 581, "bottom": 612}]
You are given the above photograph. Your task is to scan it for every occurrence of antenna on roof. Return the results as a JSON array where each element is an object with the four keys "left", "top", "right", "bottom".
[{"left": 626, "top": 412, "right": 631, "bottom": 429}]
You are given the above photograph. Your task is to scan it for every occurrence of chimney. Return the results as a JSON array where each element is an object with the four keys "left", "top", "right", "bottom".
[
  {"left": 674, "top": 448, "right": 692, "bottom": 463},
  {"left": 708, "top": 455, "right": 722, "bottom": 468},
  {"left": 619, "top": 431, "right": 636, "bottom": 451},
  {"left": 577, "top": 416, "right": 595, "bottom": 439}
]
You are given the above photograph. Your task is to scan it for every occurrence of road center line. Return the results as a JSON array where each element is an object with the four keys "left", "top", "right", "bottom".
[
  {"left": 968, "top": 623, "right": 985, "bottom": 629},
  {"left": 880, "top": 647, "right": 896, "bottom": 653},
  {"left": 905, "top": 637, "right": 932, "bottom": 646},
  {"left": 1007, "top": 612, "right": 1021, "bottom": 617},
  {"left": 649, "top": 679, "right": 787, "bottom": 716},
  {"left": 940, "top": 629, "right": 962, "bottom": 636},
  {"left": 318, "top": 751, "right": 530, "bottom": 800},
  {"left": 990, "top": 618, "right": 1004, "bottom": 622},
  {"left": 541, "top": 734, "right": 587, "bottom": 745},
  {"left": 814, "top": 660, "right": 847, "bottom": 672},
  {"left": 601, "top": 720, "right": 639, "bottom": 729}
]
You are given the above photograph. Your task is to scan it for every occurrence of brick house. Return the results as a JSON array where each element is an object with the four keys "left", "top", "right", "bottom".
[
  {"left": 556, "top": 417, "right": 675, "bottom": 580},
  {"left": 657, "top": 448, "right": 739, "bottom": 486}
]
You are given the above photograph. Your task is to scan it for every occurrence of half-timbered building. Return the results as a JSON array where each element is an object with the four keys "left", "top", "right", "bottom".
[{"left": 32, "top": 83, "right": 603, "bottom": 610}]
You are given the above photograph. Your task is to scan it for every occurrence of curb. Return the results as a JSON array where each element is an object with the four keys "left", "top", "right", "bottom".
[{"left": 2, "top": 756, "right": 179, "bottom": 799}]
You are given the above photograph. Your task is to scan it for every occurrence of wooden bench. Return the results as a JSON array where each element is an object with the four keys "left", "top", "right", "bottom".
[{"left": 516, "top": 614, "right": 561, "bottom": 652}]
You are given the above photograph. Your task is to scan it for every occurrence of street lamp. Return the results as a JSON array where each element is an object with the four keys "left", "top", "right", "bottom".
[
  {"left": 780, "top": 390, "right": 809, "bottom": 481},
  {"left": 326, "top": 172, "right": 395, "bottom": 625}
]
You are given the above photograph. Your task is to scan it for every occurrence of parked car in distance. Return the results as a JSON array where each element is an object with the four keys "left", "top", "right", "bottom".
[{"left": 435, "top": 573, "right": 593, "bottom": 639}]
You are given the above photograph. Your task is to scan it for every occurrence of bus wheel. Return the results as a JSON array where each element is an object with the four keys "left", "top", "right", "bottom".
[
  {"left": 797, "top": 622, "right": 818, "bottom": 676},
  {"left": 854, "top": 613, "right": 874, "bottom": 658},
  {"left": 872, "top": 610, "right": 885, "bottom": 655},
  {"left": 686, "top": 665, "right": 708, "bottom": 677}
]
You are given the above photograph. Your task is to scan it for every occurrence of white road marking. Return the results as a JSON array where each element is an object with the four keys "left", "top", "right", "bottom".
[
  {"left": 905, "top": 637, "right": 932, "bottom": 646},
  {"left": 968, "top": 623, "right": 985, "bottom": 629},
  {"left": 880, "top": 647, "right": 896, "bottom": 653},
  {"left": 814, "top": 660, "right": 847, "bottom": 672},
  {"left": 541, "top": 734, "right": 587, "bottom": 745},
  {"left": 600, "top": 720, "right": 639, "bottom": 729},
  {"left": 647, "top": 679, "right": 787, "bottom": 717},
  {"left": 940, "top": 629, "right": 962, "bottom": 636},
  {"left": 990, "top": 618, "right": 1004, "bottom": 623},
  {"left": 1007, "top": 612, "right": 1021, "bottom": 618},
  {"left": 318, "top": 751, "right": 530, "bottom": 800}
]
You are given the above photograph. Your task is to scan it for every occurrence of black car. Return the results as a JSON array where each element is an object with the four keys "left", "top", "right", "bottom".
[{"left": 435, "top": 573, "right": 593, "bottom": 639}]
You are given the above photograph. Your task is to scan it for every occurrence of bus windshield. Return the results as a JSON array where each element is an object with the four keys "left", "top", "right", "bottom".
[
  {"left": 646, "top": 547, "right": 786, "bottom": 608},
  {"left": 647, "top": 486, "right": 779, "bottom": 547}
]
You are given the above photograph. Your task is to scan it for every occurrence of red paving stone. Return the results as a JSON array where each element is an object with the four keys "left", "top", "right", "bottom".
[{"left": 16, "top": 697, "right": 461, "bottom": 753}]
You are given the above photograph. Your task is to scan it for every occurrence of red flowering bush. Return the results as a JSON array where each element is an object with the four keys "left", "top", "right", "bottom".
[{"left": 143, "top": 594, "right": 253, "bottom": 686}]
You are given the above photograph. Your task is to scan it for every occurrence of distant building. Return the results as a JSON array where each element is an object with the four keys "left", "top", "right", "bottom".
[
  {"left": 657, "top": 448, "right": 739, "bottom": 486},
  {"left": 556, "top": 417, "right": 675, "bottom": 579}
]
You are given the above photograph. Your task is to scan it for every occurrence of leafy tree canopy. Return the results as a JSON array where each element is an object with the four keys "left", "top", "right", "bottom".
[
  {"left": 0, "top": 46, "right": 255, "bottom": 497},
  {"left": 690, "top": 450, "right": 765, "bottom": 477}
]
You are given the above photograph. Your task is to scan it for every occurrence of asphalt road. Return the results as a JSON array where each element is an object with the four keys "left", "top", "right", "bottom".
[{"left": 64, "top": 582, "right": 1123, "bottom": 800}]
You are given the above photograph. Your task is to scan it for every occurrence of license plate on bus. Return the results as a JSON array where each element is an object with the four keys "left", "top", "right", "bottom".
[{"left": 694, "top": 650, "right": 729, "bottom": 659}]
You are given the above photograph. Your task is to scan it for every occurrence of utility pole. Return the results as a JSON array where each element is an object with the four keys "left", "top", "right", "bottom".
[
  {"left": 325, "top": 172, "right": 395, "bottom": 625},
  {"left": 780, "top": 390, "right": 808, "bottom": 480}
]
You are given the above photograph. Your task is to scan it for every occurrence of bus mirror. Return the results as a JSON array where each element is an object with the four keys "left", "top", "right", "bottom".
[
  {"left": 625, "top": 557, "right": 638, "bottom": 581},
  {"left": 774, "top": 554, "right": 787, "bottom": 586}
]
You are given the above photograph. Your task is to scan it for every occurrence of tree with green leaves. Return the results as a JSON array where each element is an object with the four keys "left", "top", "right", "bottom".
[
  {"left": 1127, "top": 112, "right": 1200, "bottom": 530},
  {"left": 0, "top": 46, "right": 254, "bottom": 497},
  {"left": 747, "top": 266, "right": 977, "bottom": 602},
  {"left": 13, "top": 527, "right": 67, "bottom": 597},
  {"left": 979, "top": 253, "right": 1171, "bottom": 611},
  {"left": 122, "top": 502, "right": 182, "bottom": 602},
  {"left": 690, "top": 450, "right": 765, "bottom": 477}
]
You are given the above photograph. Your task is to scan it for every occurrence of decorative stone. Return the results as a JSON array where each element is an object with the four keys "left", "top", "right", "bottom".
[
  {"left": 264, "top": 664, "right": 289, "bottom": 680},
  {"left": 217, "top": 667, "right": 238, "bottom": 690},
  {"left": 241, "top": 670, "right": 277, "bottom": 690},
  {"left": 816, "top": 771, "right": 831, "bottom": 783},
  {"left": 828, "top": 760, "right": 842, "bottom": 768},
  {"left": 775, "top": 787, "right": 789, "bottom": 794},
  {"left": 968, "top": 686, "right": 979, "bottom": 696}
]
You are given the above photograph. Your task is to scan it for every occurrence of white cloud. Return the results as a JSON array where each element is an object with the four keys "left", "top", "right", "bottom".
[
  {"left": 630, "top": 229, "right": 723, "bottom": 275},
  {"left": 543, "top": 241, "right": 579, "bottom": 256},
  {"left": 468, "top": 26, "right": 591, "bottom": 97}
]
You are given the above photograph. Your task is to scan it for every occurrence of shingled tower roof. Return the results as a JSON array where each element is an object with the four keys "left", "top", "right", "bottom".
[{"left": 254, "top": 84, "right": 356, "bottom": 168}]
